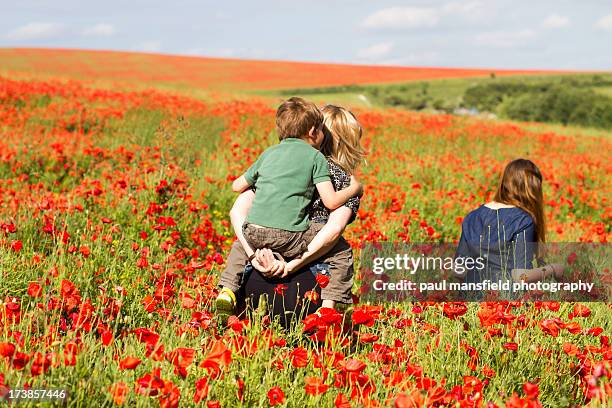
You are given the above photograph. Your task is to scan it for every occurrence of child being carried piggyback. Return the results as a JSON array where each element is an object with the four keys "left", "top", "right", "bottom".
[{"left": 216, "top": 97, "right": 362, "bottom": 315}]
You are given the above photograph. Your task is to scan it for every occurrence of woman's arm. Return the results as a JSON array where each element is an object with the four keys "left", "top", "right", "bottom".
[
  {"left": 276, "top": 206, "right": 353, "bottom": 277},
  {"left": 229, "top": 190, "right": 283, "bottom": 275},
  {"left": 510, "top": 224, "right": 564, "bottom": 282},
  {"left": 229, "top": 189, "right": 256, "bottom": 258},
  {"left": 511, "top": 264, "right": 564, "bottom": 282}
]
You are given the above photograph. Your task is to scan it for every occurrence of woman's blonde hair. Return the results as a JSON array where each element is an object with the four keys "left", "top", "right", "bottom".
[
  {"left": 494, "top": 159, "right": 546, "bottom": 243},
  {"left": 320, "top": 105, "right": 366, "bottom": 174}
]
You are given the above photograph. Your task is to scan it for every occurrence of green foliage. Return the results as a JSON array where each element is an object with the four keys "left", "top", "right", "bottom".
[
  {"left": 464, "top": 82, "right": 537, "bottom": 112},
  {"left": 499, "top": 85, "right": 612, "bottom": 129}
]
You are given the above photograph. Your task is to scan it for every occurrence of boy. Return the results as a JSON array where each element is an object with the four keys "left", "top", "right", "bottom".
[{"left": 216, "top": 97, "right": 361, "bottom": 314}]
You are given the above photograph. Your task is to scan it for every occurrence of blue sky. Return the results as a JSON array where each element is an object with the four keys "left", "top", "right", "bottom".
[{"left": 2, "top": 0, "right": 612, "bottom": 69}]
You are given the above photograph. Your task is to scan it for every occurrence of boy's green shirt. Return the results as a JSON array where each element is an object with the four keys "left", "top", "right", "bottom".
[{"left": 243, "top": 138, "right": 331, "bottom": 231}]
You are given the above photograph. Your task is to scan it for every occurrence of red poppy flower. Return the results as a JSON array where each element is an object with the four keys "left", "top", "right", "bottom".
[
  {"left": 316, "top": 274, "right": 330, "bottom": 288},
  {"left": 482, "top": 365, "right": 496, "bottom": 378},
  {"left": 289, "top": 347, "right": 309, "bottom": 368},
  {"left": 119, "top": 356, "right": 141, "bottom": 370},
  {"left": 11, "top": 351, "right": 30, "bottom": 370},
  {"left": 503, "top": 342, "right": 518, "bottom": 351},
  {"left": 573, "top": 304, "right": 591, "bottom": 318},
  {"left": 0, "top": 342, "right": 16, "bottom": 358},
  {"left": 27, "top": 282, "right": 42, "bottom": 298},
  {"left": 304, "top": 377, "right": 329, "bottom": 396},
  {"left": 267, "top": 386, "right": 285, "bottom": 406},
  {"left": 335, "top": 392, "right": 351, "bottom": 408},
  {"left": 159, "top": 381, "right": 180, "bottom": 408},
  {"left": 562, "top": 342, "right": 579, "bottom": 356},
  {"left": 109, "top": 382, "right": 129, "bottom": 405},
  {"left": 35, "top": 352, "right": 57, "bottom": 375},
  {"left": 194, "top": 378, "right": 209, "bottom": 403},
  {"left": 274, "top": 284, "right": 288, "bottom": 296},
  {"left": 587, "top": 327, "right": 603, "bottom": 336},
  {"left": 10, "top": 240, "right": 22, "bottom": 253},
  {"left": 165, "top": 347, "right": 195, "bottom": 369},
  {"left": 200, "top": 340, "right": 232, "bottom": 378},
  {"left": 352, "top": 309, "right": 375, "bottom": 327},
  {"left": 180, "top": 293, "right": 196, "bottom": 309},
  {"left": 523, "top": 382, "right": 539, "bottom": 399},
  {"left": 132, "top": 328, "right": 160, "bottom": 348},
  {"left": 539, "top": 319, "right": 562, "bottom": 337},
  {"left": 394, "top": 390, "right": 425, "bottom": 408},
  {"left": 135, "top": 368, "right": 165, "bottom": 396},
  {"left": 415, "top": 377, "right": 436, "bottom": 390},
  {"left": 101, "top": 330, "right": 113, "bottom": 346},
  {"left": 443, "top": 302, "right": 468, "bottom": 320},
  {"left": 565, "top": 321, "right": 581, "bottom": 334},
  {"left": 304, "top": 290, "right": 319, "bottom": 304},
  {"left": 340, "top": 358, "right": 367, "bottom": 373}
]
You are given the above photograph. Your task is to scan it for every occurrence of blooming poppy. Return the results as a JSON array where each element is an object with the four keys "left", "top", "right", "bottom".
[
  {"left": 109, "top": 382, "right": 129, "bottom": 405},
  {"left": 267, "top": 386, "right": 285, "bottom": 406},
  {"left": 119, "top": 356, "right": 141, "bottom": 370},
  {"left": 304, "top": 377, "right": 329, "bottom": 396}
]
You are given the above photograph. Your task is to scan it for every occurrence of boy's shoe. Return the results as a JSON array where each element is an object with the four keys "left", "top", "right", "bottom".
[{"left": 215, "top": 288, "right": 236, "bottom": 323}]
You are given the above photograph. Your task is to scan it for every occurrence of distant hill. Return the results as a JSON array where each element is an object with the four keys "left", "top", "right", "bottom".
[{"left": 0, "top": 48, "right": 571, "bottom": 92}]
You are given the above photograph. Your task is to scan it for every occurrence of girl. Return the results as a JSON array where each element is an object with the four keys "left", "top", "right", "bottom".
[{"left": 456, "top": 159, "right": 553, "bottom": 286}]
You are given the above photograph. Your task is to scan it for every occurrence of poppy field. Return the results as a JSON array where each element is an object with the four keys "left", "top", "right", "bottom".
[
  {"left": 0, "top": 48, "right": 565, "bottom": 93},
  {"left": 0, "top": 56, "right": 611, "bottom": 407}
]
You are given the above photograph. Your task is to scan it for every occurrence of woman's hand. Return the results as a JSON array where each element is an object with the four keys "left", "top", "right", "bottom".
[
  {"left": 250, "top": 257, "right": 269, "bottom": 274},
  {"left": 254, "top": 248, "right": 285, "bottom": 277},
  {"left": 279, "top": 258, "right": 302, "bottom": 278}
]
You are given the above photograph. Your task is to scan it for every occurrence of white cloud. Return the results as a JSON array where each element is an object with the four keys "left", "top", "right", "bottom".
[
  {"left": 542, "top": 14, "right": 569, "bottom": 29},
  {"left": 357, "top": 42, "right": 394, "bottom": 60},
  {"left": 475, "top": 29, "right": 536, "bottom": 48},
  {"left": 595, "top": 15, "right": 612, "bottom": 31},
  {"left": 442, "top": 1, "right": 489, "bottom": 21},
  {"left": 5, "top": 22, "right": 64, "bottom": 41},
  {"left": 83, "top": 23, "right": 116, "bottom": 37},
  {"left": 361, "top": 7, "right": 439, "bottom": 29},
  {"left": 361, "top": 1, "right": 492, "bottom": 30}
]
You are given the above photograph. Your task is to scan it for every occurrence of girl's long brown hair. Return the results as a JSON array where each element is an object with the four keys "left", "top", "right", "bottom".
[{"left": 494, "top": 159, "right": 546, "bottom": 243}]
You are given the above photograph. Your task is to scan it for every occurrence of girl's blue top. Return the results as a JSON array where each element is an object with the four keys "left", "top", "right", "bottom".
[{"left": 456, "top": 205, "right": 537, "bottom": 283}]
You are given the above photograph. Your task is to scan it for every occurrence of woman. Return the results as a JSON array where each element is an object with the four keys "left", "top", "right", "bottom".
[
  {"left": 219, "top": 104, "right": 366, "bottom": 318},
  {"left": 455, "top": 159, "right": 555, "bottom": 289}
]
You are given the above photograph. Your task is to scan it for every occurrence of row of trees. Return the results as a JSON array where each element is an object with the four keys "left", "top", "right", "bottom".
[{"left": 464, "top": 76, "right": 612, "bottom": 129}]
